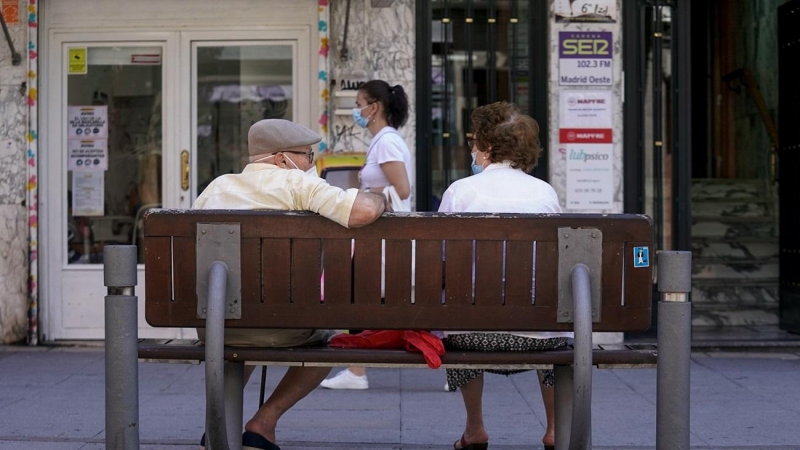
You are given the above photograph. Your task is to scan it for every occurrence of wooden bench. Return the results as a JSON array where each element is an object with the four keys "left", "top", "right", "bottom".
[{"left": 116, "top": 210, "right": 690, "bottom": 450}]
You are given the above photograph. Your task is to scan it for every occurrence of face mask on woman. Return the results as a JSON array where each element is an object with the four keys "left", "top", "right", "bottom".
[
  {"left": 470, "top": 151, "right": 485, "bottom": 175},
  {"left": 352, "top": 104, "right": 372, "bottom": 128}
]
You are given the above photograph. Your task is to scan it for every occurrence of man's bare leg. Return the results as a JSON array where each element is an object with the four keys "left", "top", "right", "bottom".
[{"left": 244, "top": 367, "right": 332, "bottom": 443}]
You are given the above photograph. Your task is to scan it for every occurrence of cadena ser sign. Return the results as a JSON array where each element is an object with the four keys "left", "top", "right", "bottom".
[{"left": 559, "top": 31, "right": 613, "bottom": 86}]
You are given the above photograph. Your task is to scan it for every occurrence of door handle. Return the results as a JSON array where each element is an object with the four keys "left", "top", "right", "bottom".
[{"left": 180, "top": 150, "right": 190, "bottom": 191}]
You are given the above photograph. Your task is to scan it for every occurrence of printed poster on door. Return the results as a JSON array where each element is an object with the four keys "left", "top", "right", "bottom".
[
  {"left": 566, "top": 144, "right": 614, "bottom": 210},
  {"left": 68, "top": 139, "right": 108, "bottom": 171},
  {"left": 68, "top": 106, "right": 108, "bottom": 139},
  {"left": 559, "top": 31, "right": 613, "bottom": 86},
  {"left": 72, "top": 171, "right": 105, "bottom": 217}
]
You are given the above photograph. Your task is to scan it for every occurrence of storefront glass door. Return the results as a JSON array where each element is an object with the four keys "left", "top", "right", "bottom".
[
  {"left": 192, "top": 42, "right": 295, "bottom": 196},
  {"left": 43, "top": 32, "right": 180, "bottom": 340},
  {"left": 44, "top": 30, "right": 309, "bottom": 340}
]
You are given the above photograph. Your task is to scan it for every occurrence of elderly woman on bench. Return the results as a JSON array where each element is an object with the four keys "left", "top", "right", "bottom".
[{"left": 438, "top": 102, "right": 572, "bottom": 450}]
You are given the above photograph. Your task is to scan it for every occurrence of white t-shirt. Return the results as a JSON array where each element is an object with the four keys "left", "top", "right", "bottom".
[
  {"left": 359, "top": 126, "right": 413, "bottom": 211},
  {"left": 438, "top": 162, "right": 572, "bottom": 340}
]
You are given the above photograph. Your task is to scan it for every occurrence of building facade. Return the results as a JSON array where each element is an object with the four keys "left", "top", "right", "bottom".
[{"left": 0, "top": 0, "right": 796, "bottom": 343}]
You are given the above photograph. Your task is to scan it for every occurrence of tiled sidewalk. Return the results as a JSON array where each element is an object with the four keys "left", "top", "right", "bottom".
[{"left": 1, "top": 345, "right": 800, "bottom": 449}]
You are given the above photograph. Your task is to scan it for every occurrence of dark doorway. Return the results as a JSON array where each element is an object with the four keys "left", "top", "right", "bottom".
[{"left": 778, "top": 0, "right": 800, "bottom": 334}]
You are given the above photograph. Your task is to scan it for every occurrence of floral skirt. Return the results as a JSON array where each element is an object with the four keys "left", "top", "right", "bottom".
[{"left": 443, "top": 333, "right": 568, "bottom": 392}]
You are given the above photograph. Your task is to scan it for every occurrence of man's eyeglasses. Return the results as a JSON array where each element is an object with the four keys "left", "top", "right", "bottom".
[{"left": 281, "top": 150, "right": 314, "bottom": 163}]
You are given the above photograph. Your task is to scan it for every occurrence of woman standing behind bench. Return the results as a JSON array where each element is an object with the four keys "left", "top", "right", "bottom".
[
  {"left": 438, "top": 102, "right": 571, "bottom": 450},
  {"left": 320, "top": 80, "right": 413, "bottom": 390}
]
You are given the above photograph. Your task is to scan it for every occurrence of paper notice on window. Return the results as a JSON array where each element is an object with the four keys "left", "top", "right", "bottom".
[
  {"left": 565, "top": 143, "right": 614, "bottom": 210},
  {"left": 72, "top": 171, "right": 105, "bottom": 217},
  {"left": 68, "top": 106, "right": 108, "bottom": 139},
  {"left": 68, "top": 139, "right": 108, "bottom": 171}
]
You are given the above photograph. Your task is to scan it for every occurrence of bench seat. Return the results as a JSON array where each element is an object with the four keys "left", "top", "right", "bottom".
[{"left": 138, "top": 338, "right": 657, "bottom": 368}]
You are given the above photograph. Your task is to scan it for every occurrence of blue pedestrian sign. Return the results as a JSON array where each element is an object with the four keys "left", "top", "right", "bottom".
[{"left": 633, "top": 247, "right": 650, "bottom": 268}]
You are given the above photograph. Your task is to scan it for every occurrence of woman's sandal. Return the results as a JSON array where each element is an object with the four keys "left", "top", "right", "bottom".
[{"left": 453, "top": 435, "right": 489, "bottom": 450}]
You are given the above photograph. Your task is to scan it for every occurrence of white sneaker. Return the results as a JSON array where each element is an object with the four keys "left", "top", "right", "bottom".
[
  {"left": 444, "top": 382, "right": 450, "bottom": 392},
  {"left": 319, "top": 369, "right": 369, "bottom": 390}
]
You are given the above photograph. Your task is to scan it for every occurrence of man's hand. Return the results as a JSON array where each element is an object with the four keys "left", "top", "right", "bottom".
[
  {"left": 383, "top": 193, "right": 393, "bottom": 213},
  {"left": 348, "top": 191, "right": 388, "bottom": 227}
]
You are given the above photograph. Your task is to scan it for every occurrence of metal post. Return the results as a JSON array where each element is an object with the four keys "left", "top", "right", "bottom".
[
  {"left": 104, "top": 245, "right": 139, "bottom": 450},
  {"left": 206, "top": 261, "right": 231, "bottom": 450},
  {"left": 553, "top": 365, "right": 573, "bottom": 450},
  {"left": 569, "top": 263, "right": 592, "bottom": 450},
  {"left": 224, "top": 362, "right": 244, "bottom": 450},
  {"left": 656, "top": 251, "right": 692, "bottom": 450}
]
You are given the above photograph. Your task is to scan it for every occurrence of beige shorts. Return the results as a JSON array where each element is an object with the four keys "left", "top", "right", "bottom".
[{"left": 196, "top": 328, "right": 335, "bottom": 348}]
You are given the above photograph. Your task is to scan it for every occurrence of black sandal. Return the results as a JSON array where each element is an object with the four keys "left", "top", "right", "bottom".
[{"left": 453, "top": 435, "right": 489, "bottom": 450}]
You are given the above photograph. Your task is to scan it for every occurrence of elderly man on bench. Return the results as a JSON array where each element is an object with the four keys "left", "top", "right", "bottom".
[{"left": 192, "top": 119, "right": 388, "bottom": 450}]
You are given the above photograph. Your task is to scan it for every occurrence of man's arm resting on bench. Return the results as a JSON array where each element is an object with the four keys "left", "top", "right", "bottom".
[{"left": 348, "top": 191, "right": 388, "bottom": 228}]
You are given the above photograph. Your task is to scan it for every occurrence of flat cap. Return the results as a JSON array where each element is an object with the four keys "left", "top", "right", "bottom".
[{"left": 248, "top": 119, "right": 322, "bottom": 156}]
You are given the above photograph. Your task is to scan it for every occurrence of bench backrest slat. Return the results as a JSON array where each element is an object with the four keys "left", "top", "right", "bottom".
[
  {"left": 385, "top": 239, "right": 413, "bottom": 305},
  {"left": 535, "top": 241, "right": 559, "bottom": 310},
  {"left": 445, "top": 240, "right": 473, "bottom": 307},
  {"left": 506, "top": 241, "right": 535, "bottom": 308},
  {"left": 262, "top": 238, "right": 290, "bottom": 306},
  {"left": 475, "top": 241, "right": 504, "bottom": 305},
  {"left": 322, "top": 239, "right": 352, "bottom": 304},
  {"left": 415, "top": 240, "right": 443, "bottom": 308},
  {"left": 354, "top": 239, "right": 382, "bottom": 304},
  {"left": 144, "top": 210, "right": 654, "bottom": 332}
]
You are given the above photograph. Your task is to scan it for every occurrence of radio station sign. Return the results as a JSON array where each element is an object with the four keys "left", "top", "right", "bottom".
[{"left": 559, "top": 31, "right": 613, "bottom": 86}]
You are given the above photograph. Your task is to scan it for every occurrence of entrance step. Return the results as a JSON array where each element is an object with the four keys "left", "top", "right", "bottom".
[
  {"left": 692, "top": 304, "right": 779, "bottom": 326},
  {"left": 692, "top": 258, "right": 779, "bottom": 280},
  {"left": 691, "top": 200, "right": 770, "bottom": 219},
  {"left": 691, "top": 178, "right": 762, "bottom": 200},
  {"left": 692, "top": 280, "right": 779, "bottom": 307},
  {"left": 691, "top": 239, "right": 779, "bottom": 260},
  {"left": 691, "top": 217, "right": 777, "bottom": 239}
]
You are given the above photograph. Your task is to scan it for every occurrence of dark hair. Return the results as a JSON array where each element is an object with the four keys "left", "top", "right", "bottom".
[
  {"left": 358, "top": 80, "right": 409, "bottom": 129},
  {"left": 470, "top": 101, "right": 542, "bottom": 172}
]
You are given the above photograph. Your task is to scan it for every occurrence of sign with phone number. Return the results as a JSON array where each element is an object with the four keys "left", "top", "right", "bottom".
[
  {"left": 555, "top": 0, "right": 617, "bottom": 23},
  {"left": 559, "top": 31, "right": 613, "bottom": 86}
]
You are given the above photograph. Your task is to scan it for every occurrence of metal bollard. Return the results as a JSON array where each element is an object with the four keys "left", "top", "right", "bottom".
[
  {"left": 569, "top": 263, "right": 592, "bottom": 450},
  {"left": 205, "top": 261, "right": 235, "bottom": 450},
  {"left": 104, "top": 245, "right": 140, "bottom": 450},
  {"left": 656, "top": 251, "right": 692, "bottom": 450}
]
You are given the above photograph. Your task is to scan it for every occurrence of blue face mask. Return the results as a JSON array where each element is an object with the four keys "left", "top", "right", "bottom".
[
  {"left": 470, "top": 152, "right": 484, "bottom": 175},
  {"left": 353, "top": 105, "right": 372, "bottom": 128}
]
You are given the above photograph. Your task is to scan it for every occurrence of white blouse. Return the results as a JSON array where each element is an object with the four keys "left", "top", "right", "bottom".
[{"left": 438, "top": 162, "right": 572, "bottom": 340}]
